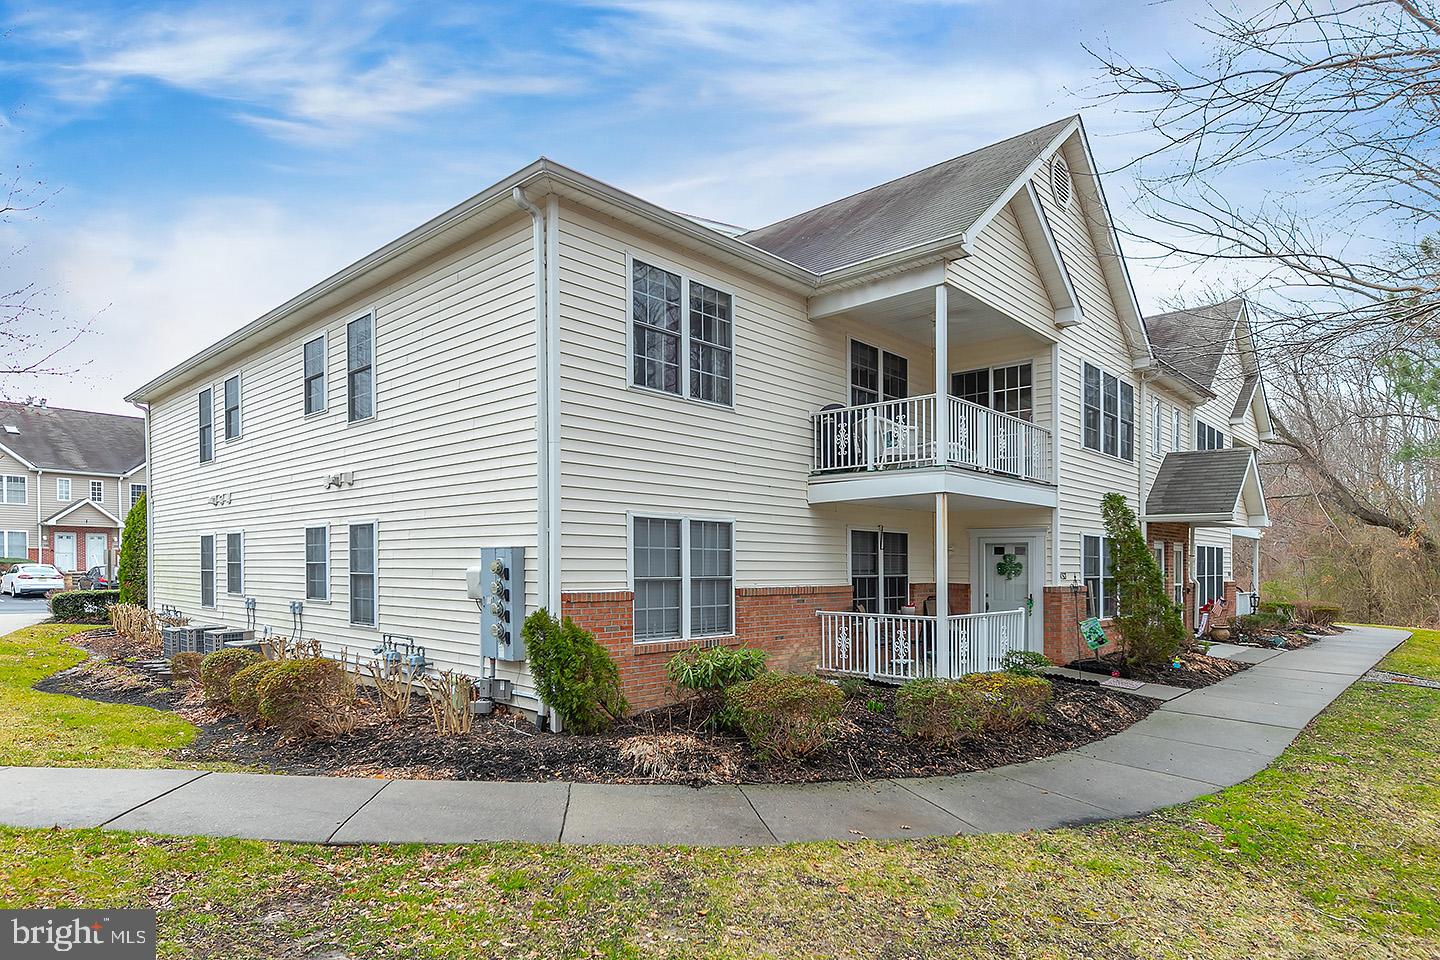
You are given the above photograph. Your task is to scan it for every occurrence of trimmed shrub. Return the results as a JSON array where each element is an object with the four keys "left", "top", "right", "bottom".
[
  {"left": 666, "top": 645, "right": 768, "bottom": 722},
  {"left": 256, "top": 657, "right": 359, "bottom": 739},
  {"left": 1101, "top": 493, "right": 1188, "bottom": 667},
  {"left": 1294, "top": 602, "right": 1342, "bottom": 627},
  {"left": 170, "top": 651, "right": 204, "bottom": 686},
  {"left": 117, "top": 493, "right": 147, "bottom": 606},
  {"left": 836, "top": 677, "right": 865, "bottom": 699},
  {"left": 895, "top": 678, "right": 986, "bottom": 742},
  {"left": 963, "top": 673, "right": 1053, "bottom": 734},
  {"left": 1234, "top": 611, "right": 1288, "bottom": 639},
  {"left": 725, "top": 673, "right": 844, "bottom": 759},
  {"left": 49, "top": 589, "right": 120, "bottom": 623},
  {"left": 1257, "top": 600, "right": 1294, "bottom": 620},
  {"left": 1001, "top": 649, "right": 1054, "bottom": 677},
  {"left": 199, "top": 648, "right": 264, "bottom": 707},
  {"left": 230, "top": 660, "right": 282, "bottom": 723},
  {"left": 522, "top": 609, "right": 628, "bottom": 734}
]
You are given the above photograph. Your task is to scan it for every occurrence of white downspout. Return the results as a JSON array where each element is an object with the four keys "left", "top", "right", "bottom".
[
  {"left": 1137, "top": 373, "right": 1150, "bottom": 539},
  {"left": 34, "top": 468, "right": 42, "bottom": 563},
  {"left": 1049, "top": 341, "right": 1061, "bottom": 587},
  {"left": 130, "top": 401, "right": 153, "bottom": 608},
  {"left": 543, "top": 195, "right": 562, "bottom": 615}
]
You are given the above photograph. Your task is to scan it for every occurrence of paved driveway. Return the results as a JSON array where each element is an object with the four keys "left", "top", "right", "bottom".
[{"left": 0, "top": 595, "right": 54, "bottom": 632}]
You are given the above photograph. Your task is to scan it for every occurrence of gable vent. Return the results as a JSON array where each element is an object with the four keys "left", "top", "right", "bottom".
[{"left": 1050, "top": 156, "right": 1073, "bottom": 209}]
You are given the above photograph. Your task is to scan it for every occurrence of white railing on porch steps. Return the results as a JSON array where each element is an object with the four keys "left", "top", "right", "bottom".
[{"left": 816, "top": 608, "right": 1026, "bottom": 682}]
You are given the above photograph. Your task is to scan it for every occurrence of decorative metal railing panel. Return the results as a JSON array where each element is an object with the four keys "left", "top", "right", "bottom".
[{"left": 816, "top": 608, "right": 1026, "bottom": 681}]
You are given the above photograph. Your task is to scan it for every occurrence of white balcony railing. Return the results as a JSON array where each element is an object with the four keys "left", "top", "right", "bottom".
[
  {"left": 816, "top": 608, "right": 1026, "bottom": 682},
  {"left": 812, "top": 394, "right": 1051, "bottom": 482}
]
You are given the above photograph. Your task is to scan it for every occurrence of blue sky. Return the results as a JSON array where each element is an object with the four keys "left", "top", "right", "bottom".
[{"left": 0, "top": 0, "right": 1219, "bottom": 413}]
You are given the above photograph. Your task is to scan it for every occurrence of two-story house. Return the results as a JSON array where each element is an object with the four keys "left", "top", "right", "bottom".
[
  {"left": 127, "top": 115, "right": 1270, "bottom": 716},
  {"left": 0, "top": 401, "right": 148, "bottom": 575}
]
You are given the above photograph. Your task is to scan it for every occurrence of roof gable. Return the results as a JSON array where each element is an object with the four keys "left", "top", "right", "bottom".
[
  {"left": 0, "top": 404, "right": 145, "bottom": 475},
  {"left": 1143, "top": 299, "right": 1244, "bottom": 391},
  {"left": 1145, "top": 448, "right": 1269, "bottom": 526},
  {"left": 740, "top": 117, "right": 1077, "bottom": 274}
]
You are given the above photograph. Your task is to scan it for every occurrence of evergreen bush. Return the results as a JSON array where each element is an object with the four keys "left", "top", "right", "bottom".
[
  {"left": 895, "top": 678, "right": 986, "bottom": 742},
  {"left": 198, "top": 647, "right": 264, "bottom": 707},
  {"left": 521, "top": 609, "right": 628, "bottom": 734},
  {"left": 256, "top": 657, "right": 359, "bottom": 739},
  {"left": 230, "top": 660, "right": 282, "bottom": 723},
  {"left": 962, "top": 673, "right": 1053, "bottom": 733},
  {"left": 666, "top": 644, "right": 767, "bottom": 722},
  {"left": 117, "top": 493, "right": 147, "bottom": 606},
  {"left": 48, "top": 589, "right": 120, "bottom": 623},
  {"left": 1101, "top": 492, "right": 1188, "bottom": 666},
  {"left": 725, "top": 673, "right": 843, "bottom": 758}
]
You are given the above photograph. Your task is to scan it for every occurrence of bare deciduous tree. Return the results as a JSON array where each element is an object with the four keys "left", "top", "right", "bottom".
[{"left": 0, "top": 170, "right": 88, "bottom": 387}]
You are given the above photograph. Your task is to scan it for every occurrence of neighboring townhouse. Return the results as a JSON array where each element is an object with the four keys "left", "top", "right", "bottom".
[
  {"left": 0, "top": 401, "right": 148, "bottom": 575},
  {"left": 127, "top": 115, "right": 1271, "bottom": 717}
]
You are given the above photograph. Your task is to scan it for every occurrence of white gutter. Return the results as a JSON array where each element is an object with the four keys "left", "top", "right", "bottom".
[{"left": 130, "top": 401, "right": 153, "bottom": 608}]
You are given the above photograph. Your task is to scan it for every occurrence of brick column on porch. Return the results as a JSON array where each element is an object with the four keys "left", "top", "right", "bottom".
[
  {"left": 1042, "top": 584, "right": 1090, "bottom": 665},
  {"left": 908, "top": 582, "right": 970, "bottom": 613}
]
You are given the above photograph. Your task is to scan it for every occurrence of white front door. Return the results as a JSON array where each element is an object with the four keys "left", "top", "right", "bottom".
[
  {"left": 54, "top": 533, "right": 77, "bottom": 572},
  {"left": 85, "top": 533, "right": 109, "bottom": 574},
  {"left": 978, "top": 537, "right": 1041, "bottom": 650}
]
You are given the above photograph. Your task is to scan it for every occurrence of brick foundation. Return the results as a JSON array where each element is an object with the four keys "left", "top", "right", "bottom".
[
  {"left": 1042, "top": 585, "right": 1091, "bottom": 665},
  {"left": 562, "top": 584, "right": 854, "bottom": 711}
]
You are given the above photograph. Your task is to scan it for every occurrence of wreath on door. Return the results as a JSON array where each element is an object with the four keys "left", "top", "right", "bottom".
[{"left": 996, "top": 553, "right": 1023, "bottom": 580}]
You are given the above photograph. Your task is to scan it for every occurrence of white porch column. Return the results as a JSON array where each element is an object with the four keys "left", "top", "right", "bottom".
[
  {"left": 1252, "top": 536, "right": 1262, "bottom": 595},
  {"left": 934, "top": 284, "right": 949, "bottom": 464},
  {"left": 935, "top": 492, "right": 951, "bottom": 676}
]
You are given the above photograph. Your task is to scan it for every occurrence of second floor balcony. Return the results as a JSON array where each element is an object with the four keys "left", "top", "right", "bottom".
[{"left": 813, "top": 393, "right": 1053, "bottom": 484}]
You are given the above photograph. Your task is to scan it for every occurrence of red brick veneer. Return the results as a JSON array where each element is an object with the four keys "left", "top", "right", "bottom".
[
  {"left": 1042, "top": 585, "right": 1091, "bottom": 665},
  {"left": 562, "top": 584, "right": 854, "bottom": 711}
]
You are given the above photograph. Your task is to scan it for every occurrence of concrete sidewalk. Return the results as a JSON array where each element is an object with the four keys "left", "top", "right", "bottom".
[{"left": 0, "top": 626, "right": 1411, "bottom": 846}]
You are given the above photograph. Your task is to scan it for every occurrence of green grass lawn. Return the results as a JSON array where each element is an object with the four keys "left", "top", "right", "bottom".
[
  {"left": 0, "top": 626, "right": 1436, "bottom": 958},
  {"left": 0, "top": 623, "right": 198, "bottom": 767}
]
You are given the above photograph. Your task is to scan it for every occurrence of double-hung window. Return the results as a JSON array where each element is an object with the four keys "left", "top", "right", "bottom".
[
  {"left": 632, "top": 516, "right": 734, "bottom": 642},
  {"left": 3, "top": 530, "right": 27, "bottom": 557},
  {"left": 348, "top": 522, "right": 377, "bottom": 625},
  {"left": 305, "top": 526, "right": 329, "bottom": 600},
  {"left": 1082, "top": 363, "right": 1134, "bottom": 460},
  {"left": 1082, "top": 534, "right": 1117, "bottom": 619},
  {"left": 1196, "top": 545, "right": 1225, "bottom": 609},
  {"left": 851, "top": 341, "right": 908, "bottom": 406},
  {"left": 199, "top": 535, "right": 216, "bottom": 607},
  {"left": 1151, "top": 398, "right": 1163, "bottom": 453},
  {"left": 303, "top": 335, "right": 326, "bottom": 415},
  {"left": 89, "top": 480, "right": 104, "bottom": 503},
  {"left": 347, "top": 315, "right": 374, "bottom": 422},
  {"left": 56, "top": 478, "right": 71, "bottom": 502},
  {"left": 1196, "top": 419, "right": 1225, "bottom": 450},
  {"left": 631, "top": 259, "right": 734, "bottom": 406},
  {"left": 952, "top": 362, "right": 1034, "bottom": 420},
  {"left": 1171, "top": 407, "right": 1183, "bottom": 452},
  {"left": 850, "top": 529, "right": 910, "bottom": 614},
  {"left": 1, "top": 475, "right": 25, "bottom": 505},
  {"left": 223, "top": 375, "right": 242, "bottom": 440},
  {"left": 1173, "top": 544, "right": 1185, "bottom": 606},
  {"left": 226, "top": 532, "right": 243, "bottom": 594},
  {"left": 198, "top": 388, "right": 214, "bottom": 463},
  {"left": 129, "top": 483, "right": 146, "bottom": 508}
]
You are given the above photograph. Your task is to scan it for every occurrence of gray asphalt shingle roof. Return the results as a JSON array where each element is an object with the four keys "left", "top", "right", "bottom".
[
  {"left": 739, "top": 117, "right": 1076, "bottom": 273},
  {"left": 1145, "top": 448, "right": 1256, "bottom": 518},
  {"left": 1141, "top": 299, "right": 1244, "bottom": 391},
  {"left": 0, "top": 403, "right": 145, "bottom": 474}
]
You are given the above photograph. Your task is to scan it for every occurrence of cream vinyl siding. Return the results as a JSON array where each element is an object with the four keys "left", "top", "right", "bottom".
[
  {"left": 0, "top": 451, "right": 33, "bottom": 544},
  {"left": 555, "top": 200, "right": 957, "bottom": 593},
  {"left": 147, "top": 216, "right": 540, "bottom": 687},
  {"left": 947, "top": 201, "right": 1056, "bottom": 336},
  {"left": 1196, "top": 334, "right": 1260, "bottom": 450},
  {"left": 40, "top": 473, "right": 123, "bottom": 524}
]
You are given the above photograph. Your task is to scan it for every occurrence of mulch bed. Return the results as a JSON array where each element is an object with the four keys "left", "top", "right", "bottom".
[
  {"left": 40, "top": 635, "right": 1158, "bottom": 786},
  {"left": 1227, "top": 623, "right": 1340, "bottom": 650},
  {"left": 1066, "top": 650, "right": 1248, "bottom": 689}
]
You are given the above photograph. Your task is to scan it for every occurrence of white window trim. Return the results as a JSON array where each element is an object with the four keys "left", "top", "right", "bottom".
[
  {"left": 223, "top": 530, "right": 245, "bottom": 595},
  {"left": 346, "top": 519, "right": 380, "bottom": 628},
  {"left": 1171, "top": 406, "right": 1184, "bottom": 452},
  {"left": 627, "top": 510, "right": 737, "bottom": 644},
  {"left": 1081, "top": 361, "right": 1136, "bottom": 462},
  {"left": 1150, "top": 397, "right": 1163, "bottom": 454},
  {"left": 1173, "top": 543, "right": 1186, "bottom": 606},
  {"left": 128, "top": 482, "right": 146, "bottom": 508},
  {"left": 304, "top": 523, "right": 331, "bottom": 603},
  {"left": 1, "top": 474, "right": 27, "bottom": 506},
  {"left": 198, "top": 386, "right": 215, "bottom": 464},
  {"left": 1195, "top": 417, "right": 1226, "bottom": 451},
  {"left": 950, "top": 359, "right": 1037, "bottom": 418},
  {"left": 55, "top": 478, "right": 71, "bottom": 502},
  {"left": 850, "top": 337, "right": 910, "bottom": 405},
  {"left": 302, "top": 329, "right": 328, "bottom": 418},
  {"left": 89, "top": 479, "right": 105, "bottom": 504},
  {"left": 346, "top": 311, "right": 378, "bottom": 426},
  {"left": 222, "top": 371, "right": 243, "bottom": 442},
  {"left": 624, "top": 251, "right": 738, "bottom": 411},
  {"left": 1081, "top": 531, "right": 1116, "bottom": 621},
  {"left": 845, "top": 524, "right": 914, "bottom": 614},
  {"left": 199, "top": 534, "right": 217, "bottom": 609},
  {"left": 1, "top": 530, "right": 28, "bottom": 558}
]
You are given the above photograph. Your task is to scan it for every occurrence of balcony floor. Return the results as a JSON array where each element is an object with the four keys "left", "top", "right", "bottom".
[{"left": 808, "top": 464, "right": 1057, "bottom": 508}]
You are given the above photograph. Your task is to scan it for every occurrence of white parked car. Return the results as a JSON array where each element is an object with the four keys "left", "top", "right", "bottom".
[{"left": 2, "top": 564, "right": 66, "bottom": 597}]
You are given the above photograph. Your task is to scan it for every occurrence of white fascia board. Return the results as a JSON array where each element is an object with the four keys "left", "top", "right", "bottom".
[
  {"left": 1141, "top": 512, "right": 1236, "bottom": 525},
  {"left": 43, "top": 499, "right": 122, "bottom": 526},
  {"left": 808, "top": 468, "right": 1058, "bottom": 508},
  {"left": 960, "top": 118, "right": 1081, "bottom": 252},
  {"left": 0, "top": 440, "right": 36, "bottom": 471},
  {"left": 1013, "top": 182, "right": 1084, "bottom": 329},
  {"left": 808, "top": 261, "right": 947, "bottom": 319}
]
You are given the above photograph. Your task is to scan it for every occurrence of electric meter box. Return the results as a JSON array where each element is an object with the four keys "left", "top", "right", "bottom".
[{"left": 473, "top": 546, "right": 526, "bottom": 661}]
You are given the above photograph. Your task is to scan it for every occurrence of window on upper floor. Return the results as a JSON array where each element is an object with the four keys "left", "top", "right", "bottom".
[
  {"left": 2, "top": 475, "right": 26, "bottom": 505},
  {"left": 851, "top": 340, "right": 907, "bottom": 406},
  {"left": 1196, "top": 419, "right": 1225, "bottom": 450},
  {"left": 1083, "top": 534, "right": 1117, "bottom": 619},
  {"left": 952, "top": 362, "right": 1034, "bottom": 421},
  {"left": 56, "top": 478, "right": 71, "bottom": 502},
  {"left": 631, "top": 259, "right": 734, "bottom": 406},
  {"left": 303, "top": 335, "right": 326, "bottom": 416},
  {"left": 1151, "top": 397, "right": 1163, "bottom": 453},
  {"left": 1082, "top": 362, "right": 1134, "bottom": 460},
  {"left": 198, "top": 388, "right": 214, "bottom": 463},
  {"left": 347, "top": 315, "right": 375, "bottom": 422},
  {"left": 129, "top": 484, "right": 146, "bottom": 508},
  {"left": 89, "top": 480, "right": 103, "bottom": 503},
  {"left": 1171, "top": 407, "right": 1183, "bottom": 452},
  {"left": 632, "top": 515, "right": 734, "bottom": 642},
  {"left": 223, "top": 375, "right": 242, "bottom": 440}
]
